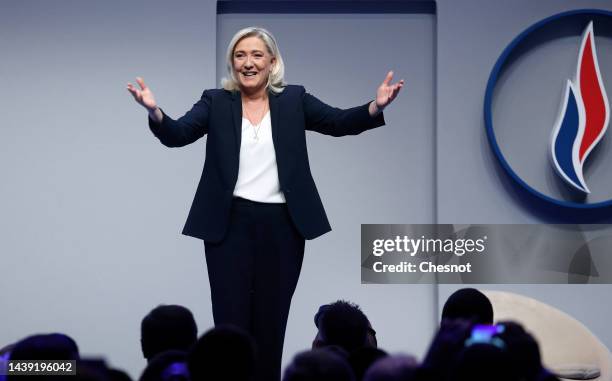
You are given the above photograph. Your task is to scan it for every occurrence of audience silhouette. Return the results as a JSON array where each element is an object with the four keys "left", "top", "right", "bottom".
[
  {"left": 188, "top": 325, "right": 255, "bottom": 381},
  {"left": 141, "top": 305, "right": 197, "bottom": 362},
  {"left": 140, "top": 350, "right": 189, "bottom": 381},
  {"left": 0, "top": 290, "right": 564, "bottom": 381},
  {"left": 313, "top": 301, "right": 371, "bottom": 353},
  {"left": 283, "top": 348, "right": 355, "bottom": 381},
  {"left": 363, "top": 354, "right": 418, "bottom": 381},
  {"left": 441, "top": 288, "right": 494, "bottom": 324}
]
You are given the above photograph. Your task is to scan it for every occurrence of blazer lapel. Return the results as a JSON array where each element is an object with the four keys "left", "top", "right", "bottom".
[
  {"left": 230, "top": 90, "right": 242, "bottom": 150},
  {"left": 269, "top": 90, "right": 280, "bottom": 149}
]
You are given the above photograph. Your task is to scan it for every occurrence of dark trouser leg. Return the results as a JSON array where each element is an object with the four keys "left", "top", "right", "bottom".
[
  {"left": 252, "top": 204, "right": 305, "bottom": 381},
  {"left": 204, "top": 203, "right": 254, "bottom": 331},
  {"left": 204, "top": 199, "right": 304, "bottom": 381}
]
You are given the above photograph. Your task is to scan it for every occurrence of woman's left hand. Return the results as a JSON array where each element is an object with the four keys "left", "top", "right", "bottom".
[{"left": 370, "top": 71, "right": 404, "bottom": 116}]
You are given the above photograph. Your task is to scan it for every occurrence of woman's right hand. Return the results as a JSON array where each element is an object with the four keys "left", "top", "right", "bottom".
[{"left": 127, "top": 77, "right": 158, "bottom": 112}]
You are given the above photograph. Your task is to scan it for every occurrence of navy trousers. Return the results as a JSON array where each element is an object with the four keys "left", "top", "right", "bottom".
[{"left": 204, "top": 198, "right": 305, "bottom": 381}]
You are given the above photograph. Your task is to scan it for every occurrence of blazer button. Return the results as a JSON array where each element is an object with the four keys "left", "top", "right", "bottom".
[{"left": 285, "top": 189, "right": 291, "bottom": 194}]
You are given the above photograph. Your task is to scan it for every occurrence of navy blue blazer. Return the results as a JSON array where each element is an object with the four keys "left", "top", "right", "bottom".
[{"left": 149, "top": 85, "right": 385, "bottom": 242}]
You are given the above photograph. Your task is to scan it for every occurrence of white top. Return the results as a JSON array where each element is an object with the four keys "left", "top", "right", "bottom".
[{"left": 233, "top": 111, "right": 286, "bottom": 203}]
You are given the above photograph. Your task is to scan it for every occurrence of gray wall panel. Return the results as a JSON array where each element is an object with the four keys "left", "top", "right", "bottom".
[
  {"left": 436, "top": 0, "right": 612, "bottom": 352},
  {"left": 0, "top": 0, "right": 217, "bottom": 378}
]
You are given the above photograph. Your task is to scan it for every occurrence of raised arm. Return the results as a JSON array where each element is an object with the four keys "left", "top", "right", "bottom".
[
  {"left": 303, "top": 71, "right": 403, "bottom": 136},
  {"left": 127, "top": 77, "right": 210, "bottom": 147}
]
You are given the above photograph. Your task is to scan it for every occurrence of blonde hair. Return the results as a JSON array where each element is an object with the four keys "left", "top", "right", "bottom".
[{"left": 221, "top": 27, "right": 286, "bottom": 94}]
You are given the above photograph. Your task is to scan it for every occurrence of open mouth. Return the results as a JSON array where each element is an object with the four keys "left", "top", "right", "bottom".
[{"left": 242, "top": 71, "right": 258, "bottom": 77}]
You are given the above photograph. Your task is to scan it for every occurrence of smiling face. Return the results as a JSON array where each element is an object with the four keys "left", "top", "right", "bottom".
[{"left": 232, "top": 36, "right": 276, "bottom": 95}]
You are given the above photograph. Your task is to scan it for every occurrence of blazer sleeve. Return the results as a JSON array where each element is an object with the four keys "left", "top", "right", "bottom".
[
  {"left": 148, "top": 90, "right": 211, "bottom": 147},
  {"left": 301, "top": 88, "right": 386, "bottom": 137}
]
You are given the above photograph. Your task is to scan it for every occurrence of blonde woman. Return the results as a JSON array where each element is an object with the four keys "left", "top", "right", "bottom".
[{"left": 127, "top": 27, "right": 403, "bottom": 381}]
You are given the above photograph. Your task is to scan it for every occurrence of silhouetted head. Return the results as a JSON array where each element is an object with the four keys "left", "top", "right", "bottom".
[
  {"left": 363, "top": 354, "right": 418, "bottom": 381},
  {"left": 140, "top": 350, "right": 189, "bottom": 381},
  {"left": 10, "top": 333, "right": 79, "bottom": 361},
  {"left": 314, "top": 301, "right": 370, "bottom": 353},
  {"left": 141, "top": 305, "right": 198, "bottom": 361},
  {"left": 7, "top": 334, "right": 80, "bottom": 381},
  {"left": 283, "top": 348, "right": 355, "bottom": 381},
  {"left": 188, "top": 325, "right": 256, "bottom": 381},
  {"left": 348, "top": 347, "right": 388, "bottom": 381},
  {"left": 441, "top": 288, "right": 493, "bottom": 325}
]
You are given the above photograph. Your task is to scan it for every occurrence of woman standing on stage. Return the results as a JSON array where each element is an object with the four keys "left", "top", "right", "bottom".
[{"left": 127, "top": 27, "right": 403, "bottom": 381}]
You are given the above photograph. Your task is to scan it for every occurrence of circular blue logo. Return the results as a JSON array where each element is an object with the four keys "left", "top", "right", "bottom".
[{"left": 485, "top": 9, "right": 612, "bottom": 213}]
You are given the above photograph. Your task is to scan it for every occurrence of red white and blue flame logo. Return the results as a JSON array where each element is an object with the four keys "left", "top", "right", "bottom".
[
  {"left": 485, "top": 9, "right": 612, "bottom": 211},
  {"left": 550, "top": 22, "right": 610, "bottom": 194}
]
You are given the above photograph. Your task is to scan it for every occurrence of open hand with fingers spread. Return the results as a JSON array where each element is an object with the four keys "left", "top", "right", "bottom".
[
  {"left": 376, "top": 70, "right": 404, "bottom": 110},
  {"left": 369, "top": 71, "right": 404, "bottom": 116},
  {"left": 127, "top": 77, "right": 158, "bottom": 112}
]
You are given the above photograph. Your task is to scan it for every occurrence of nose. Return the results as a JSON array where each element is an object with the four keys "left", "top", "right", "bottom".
[{"left": 244, "top": 56, "right": 254, "bottom": 69}]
